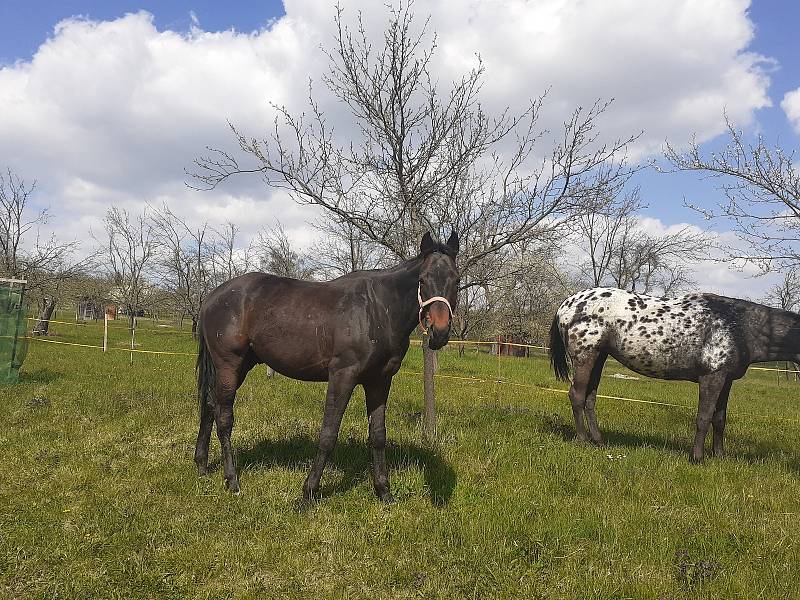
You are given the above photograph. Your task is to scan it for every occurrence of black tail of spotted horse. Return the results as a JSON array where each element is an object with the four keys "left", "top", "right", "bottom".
[
  {"left": 196, "top": 322, "right": 216, "bottom": 412},
  {"left": 549, "top": 314, "right": 570, "bottom": 381}
]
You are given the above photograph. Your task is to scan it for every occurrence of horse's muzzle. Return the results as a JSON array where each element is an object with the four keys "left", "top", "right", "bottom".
[{"left": 427, "top": 325, "right": 451, "bottom": 350}]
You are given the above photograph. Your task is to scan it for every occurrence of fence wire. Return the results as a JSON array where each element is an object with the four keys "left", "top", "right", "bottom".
[{"left": 12, "top": 317, "right": 800, "bottom": 424}]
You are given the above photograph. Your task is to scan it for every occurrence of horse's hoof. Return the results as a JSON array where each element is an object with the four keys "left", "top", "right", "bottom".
[
  {"left": 302, "top": 487, "right": 321, "bottom": 502},
  {"left": 224, "top": 479, "right": 241, "bottom": 494},
  {"left": 294, "top": 498, "right": 312, "bottom": 513},
  {"left": 197, "top": 464, "right": 211, "bottom": 477},
  {"left": 573, "top": 435, "right": 590, "bottom": 444},
  {"left": 378, "top": 492, "right": 396, "bottom": 504},
  {"left": 688, "top": 454, "right": 704, "bottom": 465},
  {"left": 590, "top": 438, "right": 605, "bottom": 447}
]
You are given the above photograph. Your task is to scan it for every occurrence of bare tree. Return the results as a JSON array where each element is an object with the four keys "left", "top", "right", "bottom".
[
  {"left": 765, "top": 268, "right": 800, "bottom": 312},
  {"left": 1, "top": 167, "right": 90, "bottom": 334},
  {"left": 763, "top": 269, "right": 800, "bottom": 380},
  {"left": 206, "top": 222, "right": 252, "bottom": 286},
  {"left": 311, "top": 215, "right": 389, "bottom": 278},
  {"left": 151, "top": 204, "right": 212, "bottom": 336},
  {"left": 256, "top": 223, "right": 316, "bottom": 279},
  {"left": 605, "top": 222, "right": 710, "bottom": 295},
  {"left": 492, "top": 244, "right": 574, "bottom": 345},
  {"left": 665, "top": 117, "right": 800, "bottom": 273},
  {"left": 98, "top": 206, "right": 156, "bottom": 330},
  {"left": 576, "top": 186, "right": 644, "bottom": 287},
  {"left": 571, "top": 182, "right": 712, "bottom": 295},
  {"left": 189, "top": 3, "right": 636, "bottom": 439}
]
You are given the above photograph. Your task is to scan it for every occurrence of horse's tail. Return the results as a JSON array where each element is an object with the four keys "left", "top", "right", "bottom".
[
  {"left": 196, "top": 320, "right": 216, "bottom": 412},
  {"left": 549, "top": 313, "right": 570, "bottom": 381}
]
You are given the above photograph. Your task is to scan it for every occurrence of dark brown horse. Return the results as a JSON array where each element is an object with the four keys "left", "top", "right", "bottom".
[{"left": 194, "top": 232, "right": 459, "bottom": 501}]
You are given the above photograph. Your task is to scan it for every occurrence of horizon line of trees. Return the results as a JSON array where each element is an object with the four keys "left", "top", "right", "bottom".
[{"left": 0, "top": 164, "right": 743, "bottom": 347}]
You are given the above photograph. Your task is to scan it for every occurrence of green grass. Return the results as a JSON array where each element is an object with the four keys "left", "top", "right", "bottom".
[{"left": 2, "top": 319, "right": 800, "bottom": 598}]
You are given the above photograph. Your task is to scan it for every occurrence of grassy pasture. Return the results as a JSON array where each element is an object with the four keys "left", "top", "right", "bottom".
[{"left": 2, "top": 318, "right": 800, "bottom": 598}]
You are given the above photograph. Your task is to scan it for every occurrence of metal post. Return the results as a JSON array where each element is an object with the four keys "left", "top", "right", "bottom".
[{"left": 2, "top": 278, "right": 27, "bottom": 383}]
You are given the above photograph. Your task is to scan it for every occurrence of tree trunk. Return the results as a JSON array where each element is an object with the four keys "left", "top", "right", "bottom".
[
  {"left": 191, "top": 317, "right": 198, "bottom": 340},
  {"left": 422, "top": 337, "right": 437, "bottom": 442},
  {"left": 32, "top": 297, "right": 57, "bottom": 336}
]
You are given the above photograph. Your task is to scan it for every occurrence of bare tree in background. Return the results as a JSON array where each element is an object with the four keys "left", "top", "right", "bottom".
[
  {"left": 98, "top": 207, "right": 156, "bottom": 330},
  {"left": 190, "top": 3, "right": 636, "bottom": 439},
  {"left": 764, "top": 268, "right": 800, "bottom": 380},
  {"left": 151, "top": 204, "right": 212, "bottom": 337},
  {"left": 256, "top": 223, "right": 316, "bottom": 279},
  {"left": 606, "top": 222, "right": 710, "bottom": 295},
  {"left": 765, "top": 268, "right": 800, "bottom": 312},
  {"left": 576, "top": 186, "right": 644, "bottom": 287},
  {"left": 1, "top": 167, "right": 90, "bottom": 334},
  {"left": 311, "top": 215, "right": 389, "bottom": 278},
  {"left": 665, "top": 117, "right": 800, "bottom": 273},
  {"left": 573, "top": 184, "right": 711, "bottom": 295},
  {"left": 492, "top": 244, "right": 573, "bottom": 345},
  {"left": 207, "top": 222, "right": 252, "bottom": 286}
]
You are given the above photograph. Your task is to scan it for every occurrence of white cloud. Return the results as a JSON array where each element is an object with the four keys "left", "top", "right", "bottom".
[
  {"left": 0, "top": 1, "right": 775, "bottom": 262},
  {"left": 635, "top": 216, "right": 777, "bottom": 300},
  {"left": 782, "top": 88, "right": 800, "bottom": 133}
]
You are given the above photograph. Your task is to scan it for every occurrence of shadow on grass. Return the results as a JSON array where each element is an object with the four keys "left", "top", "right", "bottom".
[
  {"left": 216, "top": 434, "right": 456, "bottom": 506},
  {"left": 18, "top": 369, "right": 60, "bottom": 384},
  {"left": 535, "top": 410, "right": 800, "bottom": 474}
]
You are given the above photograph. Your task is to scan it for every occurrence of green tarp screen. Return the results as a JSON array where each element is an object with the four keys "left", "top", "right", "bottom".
[{"left": 0, "top": 281, "right": 28, "bottom": 384}]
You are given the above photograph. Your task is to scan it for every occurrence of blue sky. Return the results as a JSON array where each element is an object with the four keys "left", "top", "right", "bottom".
[
  {"left": 631, "top": 0, "right": 800, "bottom": 227},
  {"left": 0, "top": 1, "right": 285, "bottom": 62},
  {"left": 0, "top": 1, "right": 798, "bottom": 296}
]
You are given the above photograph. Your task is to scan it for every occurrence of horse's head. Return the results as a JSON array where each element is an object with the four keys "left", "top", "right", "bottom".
[{"left": 418, "top": 231, "right": 460, "bottom": 350}]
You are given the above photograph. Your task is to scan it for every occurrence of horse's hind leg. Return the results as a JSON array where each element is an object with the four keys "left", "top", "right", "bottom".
[
  {"left": 585, "top": 352, "right": 608, "bottom": 445},
  {"left": 691, "top": 372, "right": 727, "bottom": 464},
  {"left": 302, "top": 366, "right": 358, "bottom": 501},
  {"left": 214, "top": 373, "right": 239, "bottom": 492},
  {"left": 364, "top": 377, "right": 393, "bottom": 503},
  {"left": 214, "top": 356, "right": 256, "bottom": 493},
  {"left": 569, "top": 352, "right": 598, "bottom": 443},
  {"left": 194, "top": 398, "right": 214, "bottom": 476},
  {"left": 712, "top": 379, "right": 733, "bottom": 458}
]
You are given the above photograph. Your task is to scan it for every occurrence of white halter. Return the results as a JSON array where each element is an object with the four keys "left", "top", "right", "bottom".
[{"left": 418, "top": 282, "right": 453, "bottom": 334}]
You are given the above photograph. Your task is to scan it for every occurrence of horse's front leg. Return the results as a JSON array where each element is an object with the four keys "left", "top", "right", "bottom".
[
  {"left": 364, "top": 377, "right": 394, "bottom": 503},
  {"left": 712, "top": 379, "right": 733, "bottom": 458},
  {"left": 691, "top": 372, "right": 727, "bottom": 463},
  {"left": 302, "top": 366, "right": 358, "bottom": 501}
]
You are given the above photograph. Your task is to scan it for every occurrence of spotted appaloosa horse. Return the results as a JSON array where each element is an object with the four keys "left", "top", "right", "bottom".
[
  {"left": 195, "top": 232, "right": 459, "bottom": 501},
  {"left": 549, "top": 287, "right": 800, "bottom": 463}
]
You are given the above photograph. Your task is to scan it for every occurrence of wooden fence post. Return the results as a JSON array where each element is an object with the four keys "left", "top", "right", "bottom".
[
  {"left": 129, "top": 317, "right": 136, "bottom": 365},
  {"left": 422, "top": 335, "right": 436, "bottom": 442}
]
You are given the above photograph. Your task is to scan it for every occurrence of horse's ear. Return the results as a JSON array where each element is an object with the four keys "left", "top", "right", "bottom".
[
  {"left": 420, "top": 232, "right": 435, "bottom": 254},
  {"left": 446, "top": 230, "right": 460, "bottom": 255}
]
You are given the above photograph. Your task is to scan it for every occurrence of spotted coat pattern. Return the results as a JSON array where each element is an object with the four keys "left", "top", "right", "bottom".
[{"left": 556, "top": 287, "right": 740, "bottom": 380}]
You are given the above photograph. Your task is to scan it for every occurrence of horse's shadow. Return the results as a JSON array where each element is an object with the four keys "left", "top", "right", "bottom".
[
  {"left": 19, "top": 369, "right": 60, "bottom": 384},
  {"left": 537, "top": 411, "right": 800, "bottom": 475},
  {"left": 214, "top": 435, "right": 456, "bottom": 506}
]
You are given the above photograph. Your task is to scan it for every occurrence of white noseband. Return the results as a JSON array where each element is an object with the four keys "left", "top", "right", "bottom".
[{"left": 418, "top": 282, "right": 453, "bottom": 334}]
